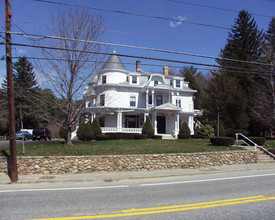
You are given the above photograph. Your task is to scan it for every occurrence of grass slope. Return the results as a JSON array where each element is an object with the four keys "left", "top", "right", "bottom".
[{"left": 1, "top": 139, "right": 243, "bottom": 156}]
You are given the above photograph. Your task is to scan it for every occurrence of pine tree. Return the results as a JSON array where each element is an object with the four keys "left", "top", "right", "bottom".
[
  {"left": 91, "top": 118, "right": 102, "bottom": 136},
  {"left": 208, "top": 10, "right": 264, "bottom": 134},
  {"left": 142, "top": 116, "right": 154, "bottom": 138}
]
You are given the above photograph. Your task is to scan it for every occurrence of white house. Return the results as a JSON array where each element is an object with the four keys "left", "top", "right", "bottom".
[{"left": 83, "top": 52, "right": 202, "bottom": 138}]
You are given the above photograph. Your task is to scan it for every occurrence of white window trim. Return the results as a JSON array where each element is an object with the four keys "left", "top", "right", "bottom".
[{"left": 130, "top": 95, "right": 137, "bottom": 107}]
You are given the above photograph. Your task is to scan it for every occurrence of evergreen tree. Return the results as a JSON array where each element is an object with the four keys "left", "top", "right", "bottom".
[
  {"left": 208, "top": 10, "right": 264, "bottom": 134},
  {"left": 178, "top": 122, "right": 190, "bottom": 139},
  {"left": 142, "top": 116, "right": 154, "bottom": 138},
  {"left": 91, "top": 118, "right": 102, "bottom": 136}
]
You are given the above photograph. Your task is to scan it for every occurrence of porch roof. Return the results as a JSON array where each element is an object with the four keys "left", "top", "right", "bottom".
[{"left": 151, "top": 103, "right": 182, "bottom": 111}]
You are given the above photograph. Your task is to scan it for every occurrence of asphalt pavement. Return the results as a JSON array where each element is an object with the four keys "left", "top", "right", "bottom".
[{"left": 1, "top": 162, "right": 275, "bottom": 185}]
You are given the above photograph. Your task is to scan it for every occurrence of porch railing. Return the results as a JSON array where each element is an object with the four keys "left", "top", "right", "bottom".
[{"left": 102, "top": 127, "right": 142, "bottom": 133}]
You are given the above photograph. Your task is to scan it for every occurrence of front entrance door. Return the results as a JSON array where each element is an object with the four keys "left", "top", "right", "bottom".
[{"left": 157, "top": 116, "right": 166, "bottom": 134}]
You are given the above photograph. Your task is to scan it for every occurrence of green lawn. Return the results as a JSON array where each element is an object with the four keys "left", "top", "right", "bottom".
[
  {"left": 264, "top": 140, "right": 275, "bottom": 149},
  {"left": 0, "top": 139, "right": 243, "bottom": 156}
]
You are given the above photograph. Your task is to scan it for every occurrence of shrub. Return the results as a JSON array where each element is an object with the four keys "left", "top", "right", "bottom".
[
  {"left": 96, "top": 134, "right": 109, "bottom": 141},
  {"left": 77, "top": 123, "right": 94, "bottom": 141},
  {"left": 248, "top": 137, "right": 265, "bottom": 146},
  {"left": 135, "top": 134, "right": 147, "bottom": 139},
  {"left": 152, "top": 135, "right": 162, "bottom": 139},
  {"left": 105, "top": 133, "right": 138, "bottom": 140},
  {"left": 91, "top": 118, "right": 102, "bottom": 136},
  {"left": 191, "top": 134, "right": 201, "bottom": 139},
  {"left": 178, "top": 122, "right": 190, "bottom": 139},
  {"left": 142, "top": 116, "right": 154, "bottom": 138},
  {"left": 198, "top": 124, "right": 215, "bottom": 139},
  {"left": 210, "top": 137, "right": 235, "bottom": 146}
]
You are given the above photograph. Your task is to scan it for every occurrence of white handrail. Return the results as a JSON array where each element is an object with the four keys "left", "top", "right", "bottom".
[{"left": 235, "top": 133, "right": 257, "bottom": 151}]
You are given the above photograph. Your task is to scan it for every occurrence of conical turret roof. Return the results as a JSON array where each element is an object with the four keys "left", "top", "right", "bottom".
[{"left": 100, "top": 52, "right": 126, "bottom": 72}]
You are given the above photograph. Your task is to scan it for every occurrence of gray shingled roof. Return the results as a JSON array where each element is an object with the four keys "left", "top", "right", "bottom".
[{"left": 100, "top": 53, "right": 126, "bottom": 72}]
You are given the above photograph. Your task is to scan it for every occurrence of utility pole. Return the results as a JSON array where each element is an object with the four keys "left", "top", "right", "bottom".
[{"left": 5, "top": 0, "right": 18, "bottom": 183}]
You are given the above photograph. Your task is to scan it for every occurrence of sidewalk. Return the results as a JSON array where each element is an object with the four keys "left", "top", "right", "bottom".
[{"left": 1, "top": 163, "right": 275, "bottom": 185}]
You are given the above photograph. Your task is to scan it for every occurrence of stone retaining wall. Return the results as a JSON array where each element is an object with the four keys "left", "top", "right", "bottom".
[{"left": 0, "top": 151, "right": 258, "bottom": 175}]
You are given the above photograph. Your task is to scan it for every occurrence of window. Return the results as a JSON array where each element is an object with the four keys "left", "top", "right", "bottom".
[
  {"left": 99, "top": 117, "right": 105, "bottom": 127},
  {"left": 132, "top": 76, "right": 137, "bottom": 84},
  {"left": 148, "top": 95, "right": 152, "bottom": 104},
  {"left": 170, "top": 80, "right": 173, "bottom": 86},
  {"left": 154, "top": 80, "right": 159, "bottom": 86},
  {"left": 176, "top": 99, "right": 181, "bottom": 107},
  {"left": 130, "top": 96, "right": 136, "bottom": 107},
  {"left": 125, "top": 115, "right": 139, "bottom": 128},
  {"left": 156, "top": 95, "right": 163, "bottom": 106},
  {"left": 100, "top": 94, "right": 105, "bottom": 106},
  {"left": 102, "top": 75, "right": 106, "bottom": 84},
  {"left": 176, "top": 80, "right": 181, "bottom": 88}
]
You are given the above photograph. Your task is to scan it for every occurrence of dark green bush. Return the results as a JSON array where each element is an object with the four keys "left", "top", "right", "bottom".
[
  {"left": 198, "top": 125, "right": 215, "bottom": 139},
  {"left": 91, "top": 118, "right": 102, "bottom": 136},
  {"left": 105, "top": 133, "right": 138, "bottom": 140},
  {"left": 142, "top": 116, "right": 154, "bottom": 138},
  {"left": 178, "top": 134, "right": 191, "bottom": 139},
  {"left": 152, "top": 135, "right": 162, "bottom": 139},
  {"left": 77, "top": 123, "right": 94, "bottom": 141},
  {"left": 179, "top": 122, "right": 190, "bottom": 139},
  {"left": 191, "top": 134, "right": 201, "bottom": 139},
  {"left": 248, "top": 137, "right": 265, "bottom": 145},
  {"left": 134, "top": 134, "right": 147, "bottom": 139},
  {"left": 210, "top": 137, "right": 235, "bottom": 146},
  {"left": 96, "top": 134, "right": 109, "bottom": 141}
]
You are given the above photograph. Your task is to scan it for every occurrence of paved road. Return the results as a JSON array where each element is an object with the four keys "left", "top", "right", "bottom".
[{"left": 1, "top": 167, "right": 275, "bottom": 219}]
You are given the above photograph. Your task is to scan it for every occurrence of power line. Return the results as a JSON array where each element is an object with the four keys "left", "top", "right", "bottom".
[
  {"left": 165, "top": 0, "right": 273, "bottom": 18},
  {"left": 7, "top": 56, "right": 274, "bottom": 76},
  {"left": 33, "top": 0, "right": 230, "bottom": 30},
  {"left": 6, "top": 30, "right": 274, "bottom": 67},
  {"left": 1, "top": 42, "right": 274, "bottom": 76}
]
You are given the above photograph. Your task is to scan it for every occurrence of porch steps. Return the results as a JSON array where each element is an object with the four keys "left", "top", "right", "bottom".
[{"left": 161, "top": 134, "right": 175, "bottom": 140}]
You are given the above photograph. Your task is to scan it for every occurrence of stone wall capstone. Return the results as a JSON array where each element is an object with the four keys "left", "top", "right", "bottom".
[{"left": 0, "top": 151, "right": 258, "bottom": 175}]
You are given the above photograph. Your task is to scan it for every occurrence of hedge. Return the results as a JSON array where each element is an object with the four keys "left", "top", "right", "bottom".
[
  {"left": 152, "top": 135, "right": 162, "bottom": 139},
  {"left": 96, "top": 135, "right": 109, "bottom": 141},
  {"left": 210, "top": 137, "right": 235, "bottom": 146},
  {"left": 105, "top": 132, "right": 139, "bottom": 140},
  {"left": 248, "top": 137, "right": 265, "bottom": 146},
  {"left": 134, "top": 134, "right": 147, "bottom": 139},
  {"left": 178, "top": 134, "right": 191, "bottom": 139}
]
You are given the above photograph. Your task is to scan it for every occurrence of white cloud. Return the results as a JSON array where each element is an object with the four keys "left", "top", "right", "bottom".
[
  {"left": 18, "top": 49, "right": 27, "bottom": 55},
  {"left": 170, "top": 15, "right": 186, "bottom": 28}
]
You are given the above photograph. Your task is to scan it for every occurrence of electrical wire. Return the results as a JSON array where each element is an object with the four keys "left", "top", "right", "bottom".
[
  {"left": 1, "top": 42, "right": 274, "bottom": 76},
  {"left": 165, "top": 0, "right": 273, "bottom": 18},
  {"left": 5, "top": 30, "right": 274, "bottom": 67},
  {"left": 33, "top": 0, "right": 230, "bottom": 30}
]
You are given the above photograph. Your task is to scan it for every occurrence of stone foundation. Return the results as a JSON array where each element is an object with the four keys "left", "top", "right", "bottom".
[{"left": 0, "top": 151, "right": 257, "bottom": 175}]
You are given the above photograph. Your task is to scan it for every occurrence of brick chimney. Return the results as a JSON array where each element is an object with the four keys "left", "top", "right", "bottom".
[
  {"left": 163, "top": 65, "right": 169, "bottom": 75},
  {"left": 136, "top": 60, "right": 141, "bottom": 72}
]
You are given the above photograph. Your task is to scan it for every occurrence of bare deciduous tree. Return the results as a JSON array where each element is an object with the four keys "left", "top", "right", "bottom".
[{"left": 36, "top": 8, "right": 106, "bottom": 145}]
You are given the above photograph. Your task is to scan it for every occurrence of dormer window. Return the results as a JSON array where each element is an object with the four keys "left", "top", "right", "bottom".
[
  {"left": 102, "top": 75, "right": 106, "bottom": 84},
  {"left": 176, "top": 79, "right": 181, "bottom": 88},
  {"left": 132, "top": 76, "right": 137, "bottom": 84},
  {"left": 154, "top": 80, "right": 159, "bottom": 86}
]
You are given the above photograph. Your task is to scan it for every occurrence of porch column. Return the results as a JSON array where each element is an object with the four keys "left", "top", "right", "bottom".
[
  {"left": 188, "top": 116, "right": 194, "bottom": 135},
  {"left": 144, "top": 112, "right": 149, "bottom": 123},
  {"left": 152, "top": 90, "right": 155, "bottom": 107},
  {"left": 146, "top": 90, "right": 149, "bottom": 109},
  {"left": 154, "top": 111, "right": 158, "bottom": 135},
  {"left": 117, "top": 112, "right": 122, "bottom": 132},
  {"left": 174, "top": 113, "right": 180, "bottom": 136}
]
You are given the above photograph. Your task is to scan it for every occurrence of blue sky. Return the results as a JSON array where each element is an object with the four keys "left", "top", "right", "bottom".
[{"left": 0, "top": 0, "right": 274, "bottom": 86}]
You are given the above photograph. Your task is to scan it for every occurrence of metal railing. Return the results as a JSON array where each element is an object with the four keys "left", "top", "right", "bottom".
[{"left": 235, "top": 133, "right": 275, "bottom": 160}]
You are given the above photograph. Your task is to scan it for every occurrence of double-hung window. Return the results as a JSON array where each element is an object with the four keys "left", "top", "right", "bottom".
[
  {"left": 100, "top": 94, "right": 105, "bottom": 106},
  {"left": 156, "top": 95, "right": 163, "bottom": 106},
  {"left": 102, "top": 75, "right": 106, "bottom": 84},
  {"left": 130, "top": 96, "right": 136, "bottom": 107},
  {"left": 176, "top": 80, "right": 181, "bottom": 88},
  {"left": 132, "top": 76, "right": 137, "bottom": 84}
]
